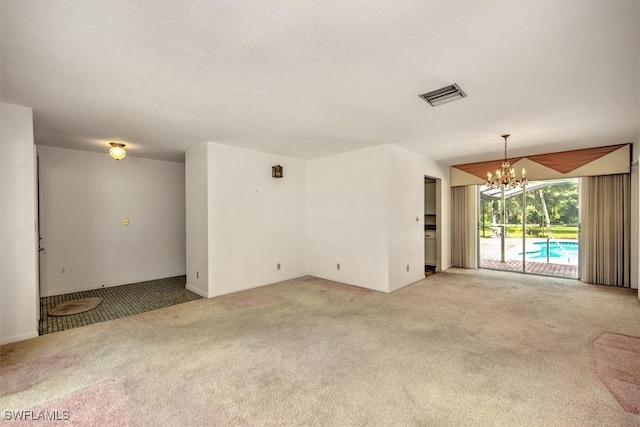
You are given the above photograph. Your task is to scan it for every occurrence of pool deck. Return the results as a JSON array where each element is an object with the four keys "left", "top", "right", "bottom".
[{"left": 479, "top": 237, "right": 578, "bottom": 279}]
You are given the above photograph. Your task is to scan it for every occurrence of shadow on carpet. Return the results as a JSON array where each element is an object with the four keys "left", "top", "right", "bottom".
[
  {"left": 304, "top": 277, "right": 373, "bottom": 295},
  {"left": 593, "top": 331, "right": 640, "bottom": 414}
]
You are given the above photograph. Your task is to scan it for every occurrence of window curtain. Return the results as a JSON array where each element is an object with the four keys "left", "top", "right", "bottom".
[
  {"left": 580, "top": 174, "right": 630, "bottom": 287},
  {"left": 451, "top": 186, "right": 478, "bottom": 268}
]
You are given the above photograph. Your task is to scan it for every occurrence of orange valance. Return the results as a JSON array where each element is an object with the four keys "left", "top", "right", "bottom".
[{"left": 451, "top": 144, "right": 629, "bottom": 186}]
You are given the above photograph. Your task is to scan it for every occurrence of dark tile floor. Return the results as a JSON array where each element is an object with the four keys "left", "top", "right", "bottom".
[{"left": 39, "top": 276, "right": 202, "bottom": 335}]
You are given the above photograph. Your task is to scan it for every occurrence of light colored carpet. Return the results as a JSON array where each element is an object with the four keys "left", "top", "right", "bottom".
[
  {"left": 593, "top": 332, "right": 640, "bottom": 414},
  {"left": 1, "top": 268, "right": 639, "bottom": 425},
  {"left": 47, "top": 298, "right": 103, "bottom": 316},
  {"left": 304, "top": 277, "right": 373, "bottom": 295}
]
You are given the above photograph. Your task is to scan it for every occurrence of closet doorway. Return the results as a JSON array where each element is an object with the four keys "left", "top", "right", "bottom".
[{"left": 424, "top": 177, "right": 437, "bottom": 276}]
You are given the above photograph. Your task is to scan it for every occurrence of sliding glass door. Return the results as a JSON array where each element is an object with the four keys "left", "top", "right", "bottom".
[
  {"left": 523, "top": 179, "right": 579, "bottom": 277},
  {"left": 478, "top": 186, "right": 523, "bottom": 273},
  {"left": 479, "top": 178, "right": 579, "bottom": 279}
]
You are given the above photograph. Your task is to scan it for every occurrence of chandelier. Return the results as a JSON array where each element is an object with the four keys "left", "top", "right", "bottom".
[{"left": 486, "top": 134, "right": 527, "bottom": 189}]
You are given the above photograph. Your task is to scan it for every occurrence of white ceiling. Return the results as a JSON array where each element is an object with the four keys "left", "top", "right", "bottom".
[{"left": 1, "top": 1, "right": 638, "bottom": 164}]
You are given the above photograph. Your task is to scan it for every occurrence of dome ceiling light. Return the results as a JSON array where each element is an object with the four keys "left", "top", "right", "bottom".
[{"left": 109, "top": 142, "right": 126, "bottom": 161}]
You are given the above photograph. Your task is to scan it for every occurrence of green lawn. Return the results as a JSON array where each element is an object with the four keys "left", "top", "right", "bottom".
[{"left": 480, "top": 224, "right": 579, "bottom": 239}]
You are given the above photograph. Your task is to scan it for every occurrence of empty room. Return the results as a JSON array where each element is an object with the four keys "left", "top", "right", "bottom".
[{"left": 1, "top": 1, "right": 639, "bottom": 425}]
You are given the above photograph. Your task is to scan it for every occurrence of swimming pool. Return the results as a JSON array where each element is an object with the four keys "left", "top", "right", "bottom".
[{"left": 521, "top": 240, "right": 579, "bottom": 264}]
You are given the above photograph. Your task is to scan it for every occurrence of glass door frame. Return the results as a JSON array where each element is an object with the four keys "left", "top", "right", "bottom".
[{"left": 477, "top": 178, "right": 580, "bottom": 278}]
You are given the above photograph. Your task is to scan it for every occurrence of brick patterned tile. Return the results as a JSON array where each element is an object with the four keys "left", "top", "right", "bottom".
[
  {"left": 480, "top": 258, "right": 578, "bottom": 279},
  {"left": 480, "top": 238, "right": 578, "bottom": 279}
]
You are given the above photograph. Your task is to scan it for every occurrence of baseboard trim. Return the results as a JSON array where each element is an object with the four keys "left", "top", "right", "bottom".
[
  {"left": 1, "top": 330, "right": 38, "bottom": 345},
  {"left": 40, "top": 275, "right": 187, "bottom": 297},
  {"left": 306, "top": 273, "right": 386, "bottom": 293},
  {"left": 389, "top": 276, "right": 425, "bottom": 293}
]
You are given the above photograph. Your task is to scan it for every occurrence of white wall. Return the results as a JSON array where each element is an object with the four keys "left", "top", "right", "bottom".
[
  {"left": 308, "top": 144, "right": 452, "bottom": 293},
  {"left": 188, "top": 142, "right": 451, "bottom": 296},
  {"left": 630, "top": 4, "right": 640, "bottom": 300},
  {"left": 631, "top": 144, "right": 638, "bottom": 290},
  {"left": 38, "top": 146, "right": 186, "bottom": 296},
  {"left": 629, "top": 150, "right": 640, "bottom": 299},
  {"left": 308, "top": 145, "right": 390, "bottom": 292},
  {"left": 0, "top": 103, "right": 38, "bottom": 344},
  {"left": 186, "top": 142, "right": 308, "bottom": 298},
  {"left": 185, "top": 142, "right": 209, "bottom": 297},
  {"left": 426, "top": 157, "right": 451, "bottom": 272},
  {"left": 388, "top": 146, "right": 432, "bottom": 291}
]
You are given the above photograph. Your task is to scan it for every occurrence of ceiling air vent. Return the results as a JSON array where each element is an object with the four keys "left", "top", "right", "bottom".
[{"left": 419, "top": 83, "right": 466, "bottom": 107}]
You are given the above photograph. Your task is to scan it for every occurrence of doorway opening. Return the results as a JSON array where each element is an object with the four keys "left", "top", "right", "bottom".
[
  {"left": 478, "top": 178, "right": 579, "bottom": 279},
  {"left": 424, "top": 176, "right": 439, "bottom": 276},
  {"left": 39, "top": 276, "right": 200, "bottom": 335},
  {"left": 35, "top": 145, "right": 191, "bottom": 336}
]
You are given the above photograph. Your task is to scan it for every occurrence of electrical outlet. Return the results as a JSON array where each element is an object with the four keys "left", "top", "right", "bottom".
[
  {"left": 277, "top": 263, "right": 281, "bottom": 270},
  {"left": 337, "top": 263, "right": 340, "bottom": 270},
  {"left": 407, "top": 265, "right": 410, "bottom": 272},
  {"left": 196, "top": 271, "right": 199, "bottom": 279}
]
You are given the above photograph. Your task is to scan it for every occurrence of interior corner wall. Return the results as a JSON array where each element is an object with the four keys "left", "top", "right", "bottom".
[
  {"left": 308, "top": 145, "right": 390, "bottom": 292},
  {"left": 187, "top": 142, "right": 451, "bottom": 298},
  {"left": 0, "top": 103, "right": 38, "bottom": 344},
  {"left": 205, "top": 143, "right": 308, "bottom": 297},
  {"left": 185, "top": 142, "right": 209, "bottom": 297},
  {"left": 37, "top": 146, "right": 186, "bottom": 296},
  {"left": 308, "top": 144, "right": 452, "bottom": 293}
]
